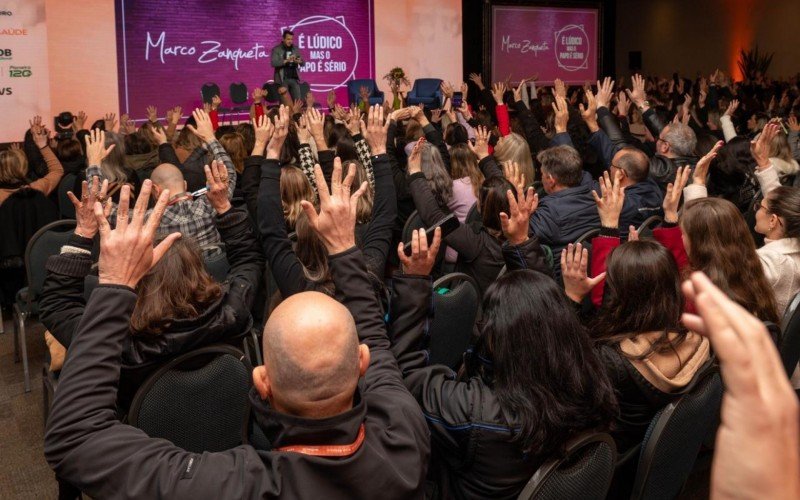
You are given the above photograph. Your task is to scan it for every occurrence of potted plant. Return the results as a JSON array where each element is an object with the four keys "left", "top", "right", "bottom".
[{"left": 383, "top": 67, "right": 411, "bottom": 110}]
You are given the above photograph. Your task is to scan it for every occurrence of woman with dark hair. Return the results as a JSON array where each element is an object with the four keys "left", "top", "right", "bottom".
[
  {"left": 407, "top": 130, "right": 550, "bottom": 293},
  {"left": 390, "top": 216, "right": 617, "bottom": 499},
  {"left": 38, "top": 164, "right": 264, "bottom": 412}
]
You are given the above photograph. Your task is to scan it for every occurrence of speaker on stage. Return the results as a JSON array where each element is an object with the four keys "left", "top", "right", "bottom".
[{"left": 628, "top": 51, "right": 642, "bottom": 71}]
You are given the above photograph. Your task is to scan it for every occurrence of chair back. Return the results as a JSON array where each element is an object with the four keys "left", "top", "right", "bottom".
[
  {"left": 636, "top": 215, "right": 663, "bottom": 239},
  {"left": 57, "top": 173, "right": 78, "bottom": 218},
  {"left": 407, "top": 78, "right": 443, "bottom": 106},
  {"left": 229, "top": 82, "right": 248, "bottom": 104},
  {"left": 517, "top": 432, "right": 617, "bottom": 500},
  {"left": 574, "top": 228, "right": 601, "bottom": 246},
  {"left": 630, "top": 370, "right": 723, "bottom": 500},
  {"left": 128, "top": 345, "right": 252, "bottom": 453},
  {"left": 347, "top": 79, "right": 377, "bottom": 106},
  {"left": 780, "top": 290, "right": 800, "bottom": 376},
  {"left": 201, "top": 82, "right": 221, "bottom": 103},
  {"left": 429, "top": 273, "right": 480, "bottom": 369},
  {"left": 262, "top": 82, "right": 282, "bottom": 103},
  {"left": 0, "top": 188, "right": 60, "bottom": 264},
  {"left": 25, "top": 220, "right": 77, "bottom": 309},
  {"left": 204, "top": 251, "right": 231, "bottom": 282}
]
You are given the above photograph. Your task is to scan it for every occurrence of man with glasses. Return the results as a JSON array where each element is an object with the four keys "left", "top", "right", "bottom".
[{"left": 606, "top": 147, "right": 664, "bottom": 237}]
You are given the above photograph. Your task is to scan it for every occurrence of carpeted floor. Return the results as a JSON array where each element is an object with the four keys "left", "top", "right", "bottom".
[{"left": 0, "top": 310, "right": 57, "bottom": 499}]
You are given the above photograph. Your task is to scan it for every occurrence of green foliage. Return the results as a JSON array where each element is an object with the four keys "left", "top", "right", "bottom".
[{"left": 738, "top": 45, "right": 774, "bottom": 80}]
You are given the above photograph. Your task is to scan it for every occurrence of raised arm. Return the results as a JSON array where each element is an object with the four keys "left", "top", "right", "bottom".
[
  {"left": 188, "top": 108, "right": 237, "bottom": 199},
  {"left": 27, "top": 117, "right": 64, "bottom": 195}
]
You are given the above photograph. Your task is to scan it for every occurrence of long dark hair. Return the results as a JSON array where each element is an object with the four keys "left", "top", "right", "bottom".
[
  {"left": 590, "top": 241, "right": 687, "bottom": 358},
  {"left": 479, "top": 176, "right": 514, "bottom": 235},
  {"left": 479, "top": 270, "right": 618, "bottom": 456}
]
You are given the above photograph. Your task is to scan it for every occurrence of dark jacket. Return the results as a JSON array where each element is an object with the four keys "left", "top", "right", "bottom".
[
  {"left": 38, "top": 207, "right": 263, "bottom": 409},
  {"left": 389, "top": 239, "right": 553, "bottom": 500},
  {"left": 44, "top": 247, "right": 430, "bottom": 499},
  {"left": 256, "top": 153, "right": 396, "bottom": 299},
  {"left": 408, "top": 156, "right": 551, "bottom": 295}
]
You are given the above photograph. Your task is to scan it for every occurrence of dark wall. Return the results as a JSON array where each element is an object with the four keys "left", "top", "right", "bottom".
[{"left": 462, "top": 0, "right": 616, "bottom": 81}]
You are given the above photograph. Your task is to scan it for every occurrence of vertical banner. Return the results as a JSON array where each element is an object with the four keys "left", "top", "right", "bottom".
[
  {"left": 492, "top": 6, "right": 599, "bottom": 85},
  {"left": 115, "top": 0, "right": 375, "bottom": 121},
  {"left": 0, "top": 0, "right": 51, "bottom": 143}
]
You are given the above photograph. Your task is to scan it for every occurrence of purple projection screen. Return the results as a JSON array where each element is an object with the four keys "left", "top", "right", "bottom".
[
  {"left": 492, "top": 6, "right": 598, "bottom": 85},
  {"left": 114, "top": 0, "right": 375, "bottom": 121}
]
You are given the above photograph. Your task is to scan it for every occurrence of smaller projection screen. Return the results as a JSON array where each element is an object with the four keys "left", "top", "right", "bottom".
[{"left": 491, "top": 5, "right": 599, "bottom": 85}]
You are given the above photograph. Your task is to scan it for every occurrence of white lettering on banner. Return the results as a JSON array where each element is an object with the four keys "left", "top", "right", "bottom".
[
  {"left": 500, "top": 35, "right": 549, "bottom": 57},
  {"left": 554, "top": 24, "right": 591, "bottom": 72}
]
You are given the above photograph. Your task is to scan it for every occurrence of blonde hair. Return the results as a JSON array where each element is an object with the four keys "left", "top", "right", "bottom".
[
  {"left": 100, "top": 132, "right": 130, "bottom": 184},
  {"left": 0, "top": 149, "right": 28, "bottom": 184},
  {"left": 280, "top": 166, "right": 315, "bottom": 229},
  {"left": 493, "top": 133, "right": 534, "bottom": 186},
  {"left": 769, "top": 131, "right": 794, "bottom": 163},
  {"left": 337, "top": 160, "right": 373, "bottom": 224},
  {"left": 219, "top": 133, "right": 247, "bottom": 174},
  {"left": 449, "top": 143, "right": 484, "bottom": 199}
]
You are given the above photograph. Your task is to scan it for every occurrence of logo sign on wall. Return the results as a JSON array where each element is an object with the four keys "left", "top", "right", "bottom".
[
  {"left": 491, "top": 6, "right": 598, "bottom": 85},
  {"left": 0, "top": 2, "right": 50, "bottom": 143},
  {"left": 115, "top": 0, "right": 375, "bottom": 121}
]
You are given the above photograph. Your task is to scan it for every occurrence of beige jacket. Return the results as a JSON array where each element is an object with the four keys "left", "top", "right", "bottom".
[
  {"left": 620, "top": 331, "right": 711, "bottom": 393},
  {"left": 758, "top": 238, "right": 800, "bottom": 316}
]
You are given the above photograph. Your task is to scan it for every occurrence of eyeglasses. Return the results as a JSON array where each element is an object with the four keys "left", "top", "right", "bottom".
[
  {"left": 754, "top": 200, "right": 769, "bottom": 213},
  {"left": 656, "top": 136, "right": 670, "bottom": 147}
]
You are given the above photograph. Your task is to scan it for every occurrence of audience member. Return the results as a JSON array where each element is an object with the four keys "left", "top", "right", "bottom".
[{"left": 0, "top": 117, "right": 64, "bottom": 205}]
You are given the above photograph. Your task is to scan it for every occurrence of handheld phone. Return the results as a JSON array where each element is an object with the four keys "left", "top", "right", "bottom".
[
  {"left": 192, "top": 187, "right": 208, "bottom": 198},
  {"left": 452, "top": 92, "right": 463, "bottom": 108},
  {"left": 403, "top": 213, "right": 460, "bottom": 256}
]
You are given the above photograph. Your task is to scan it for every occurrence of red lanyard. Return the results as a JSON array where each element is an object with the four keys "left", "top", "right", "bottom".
[
  {"left": 167, "top": 193, "right": 192, "bottom": 206},
  {"left": 276, "top": 424, "right": 366, "bottom": 457}
]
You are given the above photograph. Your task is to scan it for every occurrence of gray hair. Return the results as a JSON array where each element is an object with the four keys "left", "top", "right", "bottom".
[
  {"left": 663, "top": 123, "right": 697, "bottom": 157},
  {"left": 537, "top": 145, "right": 583, "bottom": 187},
  {"left": 421, "top": 143, "right": 454, "bottom": 207}
]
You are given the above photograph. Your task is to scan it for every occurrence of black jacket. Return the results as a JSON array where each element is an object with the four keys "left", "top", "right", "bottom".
[
  {"left": 257, "top": 154, "right": 396, "bottom": 299},
  {"left": 389, "top": 239, "right": 553, "bottom": 500},
  {"left": 408, "top": 156, "right": 551, "bottom": 295},
  {"left": 38, "top": 207, "right": 263, "bottom": 409},
  {"left": 44, "top": 247, "right": 430, "bottom": 499}
]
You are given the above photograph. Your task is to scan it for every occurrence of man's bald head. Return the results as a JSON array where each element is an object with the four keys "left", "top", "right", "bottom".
[
  {"left": 612, "top": 147, "right": 650, "bottom": 184},
  {"left": 150, "top": 163, "right": 185, "bottom": 194},
  {"left": 255, "top": 291, "right": 367, "bottom": 418}
]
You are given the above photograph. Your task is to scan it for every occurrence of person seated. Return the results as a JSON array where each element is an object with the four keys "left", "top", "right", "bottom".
[
  {"left": 44, "top": 162, "right": 429, "bottom": 498},
  {"left": 257, "top": 105, "right": 396, "bottom": 302},
  {"left": 527, "top": 143, "right": 599, "bottom": 279},
  {"left": 562, "top": 171, "right": 711, "bottom": 457},
  {"left": 607, "top": 147, "right": 663, "bottom": 236},
  {"left": 389, "top": 185, "right": 616, "bottom": 498},
  {"left": 0, "top": 117, "right": 64, "bottom": 206},
  {"left": 409, "top": 128, "right": 551, "bottom": 294},
  {"left": 38, "top": 162, "right": 263, "bottom": 412}
]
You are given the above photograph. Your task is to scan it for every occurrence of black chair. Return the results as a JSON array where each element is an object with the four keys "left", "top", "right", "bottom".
[
  {"left": 57, "top": 173, "right": 78, "bottom": 218},
  {"left": 201, "top": 82, "right": 221, "bottom": 104},
  {"left": 429, "top": 273, "right": 480, "bottom": 370},
  {"left": 636, "top": 215, "right": 663, "bottom": 240},
  {"left": 204, "top": 251, "right": 230, "bottom": 282},
  {"left": 780, "top": 290, "right": 800, "bottom": 376},
  {"left": 574, "top": 228, "right": 601, "bottom": 246},
  {"left": 128, "top": 345, "right": 253, "bottom": 453},
  {"left": 262, "top": 82, "right": 283, "bottom": 105},
  {"left": 517, "top": 432, "right": 617, "bottom": 500},
  {"left": 465, "top": 202, "right": 480, "bottom": 225},
  {"left": 630, "top": 370, "right": 723, "bottom": 500},
  {"left": 13, "top": 219, "right": 76, "bottom": 392},
  {"left": 228, "top": 82, "right": 249, "bottom": 121}
]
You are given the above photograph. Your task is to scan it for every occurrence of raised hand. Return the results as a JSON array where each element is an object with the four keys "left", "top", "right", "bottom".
[
  {"left": 203, "top": 159, "right": 232, "bottom": 214},
  {"left": 469, "top": 72, "right": 485, "bottom": 90},
  {"left": 300, "top": 158, "right": 369, "bottom": 254},
  {"left": 73, "top": 111, "right": 87, "bottom": 132},
  {"left": 146, "top": 105, "right": 158, "bottom": 123},
  {"left": 103, "top": 113, "right": 117, "bottom": 132},
  {"left": 499, "top": 161, "right": 537, "bottom": 245},
  {"left": 693, "top": 140, "right": 724, "bottom": 186},
  {"left": 407, "top": 137, "right": 425, "bottom": 175},
  {"left": 149, "top": 124, "right": 168, "bottom": 145},
  {"left": 561, "top": 243, "right": 605, "bottom": 303},
  {"left": 84, "top": 128, "right": 116, "bottom": 166},
  {"left": 616, "top": 91, "right": 631, "bottom": 117},
  {"left": 251, "top": 114, "right": 274, "bottom": 156},
  {"left": 292, "top": 99, "right": 305, "bottom": 114},
  {"left": 306, "top": 106, "right": 327, "bottom": 147},
  {"left": 789, "top": 115, "right": 800, "bottom": 132},
  {"left": 627, "top": 225, "right": 640, "bottom": 241},
  {"left": 360, "top": 104, "right": 389, "bottom": 155},
  {"left": 327, "top": 89, "right": 337, "bottom": 109},
  {"left": 120, "top": 114, "right": 136, "bottom": 134},
  {"left": 681, "top": 272, "right": 800, "bottom": 500},
  {"left": 68, "top": 177, "right": 110, "bottom": 239},
  {"left": 663, "top": 165, "right": 691, "bottom": 223},
  {"left": 29, "top": 116, "right": 49, "bottom": 149},
  {"left": 440, "top": 81, "right": 454, "bottom": 99},
  {"left": 93, "top": 180, "right": 180, "bottom": 288},
  {"left": 579, "top": 89, "right": 599, "bottom": 131},
  {"left": 491, "top": 82, "right": 506, "bottom": 105},
  {"left": 170, "top": 106, "right": 183, "bottom": 125},
  {"left": 467, "top": 126, "right": 490, "bottom": 160},
  {"left": 512, "top": 79, "right": 526, "bottom": 103},
  {"left": 751, "top": 123, "right": 780, "bottom": 170},
  {"left": 552, "top": 95, "right": 569, "bottom": 134},
  {"left": 266, "top": 105, "right": 290, "bottom": 160},
  {"left": 626, "top": 74, "right": 648, "bottom": 110},
  {"left": 398, "top": 227, "right": 442, "bottom": 276},
  {"left": 725, "top": 98, "right": 739, "bottom": 117},
  {"left": 553, "top": 78, "right": 566, "bottom": 99},
  {"left": 211, "top": 95, "right": 222, "bottom": 111},
  {"left": 430, "top": 109, "right": 443, "bottom": 123},
  {"left": 458, "top": 101, "right": 473, "bottom": 121},
  {"left": 297, "top": 114, "right": 312, "bottom": 144},
  {"left": 186, "top": 108, "right": 216, "bottom": 144},
  {"left": 252, "top": 88, "right": 264, "bottom": 103},
  {"left": 592, "top": 169, "right": 625, "bottom": 228},
  {"left": 595, "top": 77, "right": 615, "bottom": 109},
  {"left": 305, "top": 90, "right": 316, "bottom": 108}
]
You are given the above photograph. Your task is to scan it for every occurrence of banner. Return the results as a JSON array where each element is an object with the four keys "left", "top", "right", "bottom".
[
  {"left": 491, "top": 6, "right": 598, "bottom": 85},
  {"left": 0, "top": 0, "right": 51, "bottom": 143},
  {"left": 115, "top": 0, "right": 375, "bottom": 121}
]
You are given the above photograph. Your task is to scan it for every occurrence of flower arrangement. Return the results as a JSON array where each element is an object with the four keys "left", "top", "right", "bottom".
[{"left": 383, "top": 67, "right": 410, "bottom": 90}]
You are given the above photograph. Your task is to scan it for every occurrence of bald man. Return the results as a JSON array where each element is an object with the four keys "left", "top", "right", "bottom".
[
  {"left": 603, "top": 147, "right": 664, "bottom": 236},
  {"left": 44, "top": 170, "right": 430, "bottom": 498}
]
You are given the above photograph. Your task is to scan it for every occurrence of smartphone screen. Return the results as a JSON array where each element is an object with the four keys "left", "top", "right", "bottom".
[
  {"left": 452, "top": 92, "right": 463, "bottom": 108},
  {"left": 403, "top": 213, "right": 459, "bottom": 256}
]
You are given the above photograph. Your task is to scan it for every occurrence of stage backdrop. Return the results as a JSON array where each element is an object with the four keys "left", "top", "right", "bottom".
[
  {"left": 115, "top": 0, "right": 375, "bottom": 121},
  {"left": 491, "top": 5, "right": 598, "bottom": 85},
  {"left": 0, "top": 0, "right": 51, "bottom": 144}
]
